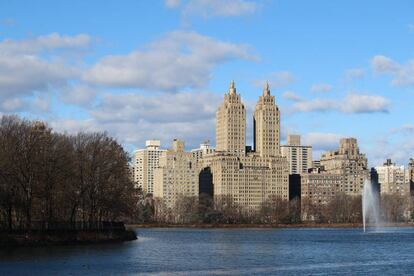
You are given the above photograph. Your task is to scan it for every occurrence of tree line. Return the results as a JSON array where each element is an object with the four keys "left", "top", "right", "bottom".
[
  {"left": 137, "top": 193, "right": 414, "bottom": 225},
  {"left": 0, "top": 115, "right": 138, "bottom": 231}
]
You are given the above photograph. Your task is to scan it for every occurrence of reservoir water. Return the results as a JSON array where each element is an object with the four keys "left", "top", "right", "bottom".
[{"left": 1, "top": 227, "right": 414, "bottom": 275}]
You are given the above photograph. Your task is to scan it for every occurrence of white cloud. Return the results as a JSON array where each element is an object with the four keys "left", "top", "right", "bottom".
[
  {"left": 341, "top": 94, "right": 389, "bottom": 113},
  {"left": 310, "top": 83, "right": 332, "bottom": 93},
  {"left": 302, "top": 132, "right": 343, "bottom": 152},
  {"left": 0, "top": 33, "right": 91, "bottom": 55},
  {"left": 255, "top": 71, "right": 295, "bottom": 89},
  {"left": 61, "top": 85, "right": 98, "bottom": 106},
  {"left": 167, "top": 0, "right": 258, "bottom": 18},
  {"left": 292, "top": 99, "right": 336, "bottom": 112},
  {"left": 0, "top": 33, "right": 91, "bottom": 112},
  {"left": 282, "top": 91, "right": 302, "bottom": 102},
  {"left": 54, "top": 91, "right": 222, "bottom": 149},
  {"left": 290, "top": 93, "right": 390, "bottom": 114},
  {"left": 344, "top": 68, "right": 365, "bottom": 82},
  {"left": 371, "top": 55, "right": 414, "bottom": 86},
  {"left": 165, "top": 0, "right": 181, "bottom": 8},
  {"left": 84, "top": 31, "right": 255, "bottom": 92}
]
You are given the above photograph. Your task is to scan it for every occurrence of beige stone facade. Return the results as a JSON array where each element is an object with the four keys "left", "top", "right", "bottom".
[
  {"left": 202, "top": 82, "right": 289, "bottom": 211},
  {"left": 301, "top": 168, "right": 343, "bottom": 206},
  {"left": 132, "top": 140, "right": 166, "bottom": 193},
  {"left": 216, "top": 81, "right": 246, "bottom": 156},
  {"left": 253, "top": 83, "right": 280, "bottom": 157},
  {"left": 375, "top": 159, "right": 410, "bottom": 197},
  {"left": 320, "top": 138, "right": 369, "bottom": 195},
  {"left": 154, "top": 139, "right": 199, "bottom": 208},
  {"left": 301, "top": 138, "right": 369, "bottom": 218},
  {"left": 281, "top": 134, "right": 313, "bottom": 174}
]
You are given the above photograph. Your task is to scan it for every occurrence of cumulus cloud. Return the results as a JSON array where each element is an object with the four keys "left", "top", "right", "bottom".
[
  {"left": 341, "top": 94, "right": 389, "bottom": 113},
  {"left": 0, "top": 33, "right": 92, "bottom": 113},
  {"left": 282, "top": 91, "right": 302, "bottom": 102},
  {"left": 84, "top": 31, "right": 255, "bottom": 92},
  {"left": 167, "top": 0, "right": 258, "bottom": 18},
  {"left": 371, "top": 55, "right": 414, "bottom": 86},
  {"left": 53, "top": 91, "right": 222, "bottom": 149},
  {"left": 290, "top": 93, "right": 390, "bottom": 114},
  {"left": 310, "top": 83, "right": 332, "bottom": 93}
]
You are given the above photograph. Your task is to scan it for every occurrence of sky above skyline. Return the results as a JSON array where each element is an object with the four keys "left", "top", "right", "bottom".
[{"left": 1, "top": 0, "right": 413, "bottom": 166}]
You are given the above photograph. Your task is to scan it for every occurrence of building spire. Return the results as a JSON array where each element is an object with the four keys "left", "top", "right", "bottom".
[
  {"left": 229, "top": 80, "right": 236, "bottom": 95},
  {"left": 263, "top": 81, "right": 270, "bottom": 96}
]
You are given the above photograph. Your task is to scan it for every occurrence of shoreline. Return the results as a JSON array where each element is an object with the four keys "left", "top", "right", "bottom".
[
  {"left": 0, "top": 229, "right": 137, "bottom": 247},
  {"left": 127, "top": 222, "right": 414, "bottom": 229}
]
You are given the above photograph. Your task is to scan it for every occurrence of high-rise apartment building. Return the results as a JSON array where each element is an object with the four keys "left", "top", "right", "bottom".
[
  {"left": 215, "top": 80, "right": 246, "bottom": 156},
  {"left": 202, "top": 82, "right": 289, "bottom": 211},
  {"left": 320, "top": 138, "right": 369, "bottom": 195},
  {"left": 132, "top": 140, "right": 166, "bottom": 193},
  {"left": 301, "top": 138, "right": 369, "bottom": 219},
  {"left": 374, "top": 159, "right": 410, "bottom": 197},
  {"left": 281, "top": 134, "right": 313, "bottom": 174},
  {"left": 153, "top": 139, "right": 199, "bottom": 208},
  {"left": 253, "top": 82, "right": 280, "bottom": 157}
]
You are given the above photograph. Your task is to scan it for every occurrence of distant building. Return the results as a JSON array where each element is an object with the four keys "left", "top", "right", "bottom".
[
  {"left": 281, "top": 134, "right": 313, "bottom": 174},
  {"left": 374, "top": 159, "right": 410, "bottom": 197},
  {"left": 132, "top": 140, "right": 166, "bottom": 193},
  {"left": 409, "top": 158, "right": 414, "bottom": 196},
  {"left": 201, "top": 82, "right": 289, "bottom": 212},
  {"left": 301, "top": 138, "right": 369, "bottom": 219},
  {"left": 153, "top": 139, "right": 199, "bottom": 208},
  {"left": 301, "top": 167, "right": 343, "bottom": 206},
  {"left": 191, "top": 141, "right": 215, "bottom": 163},
  {"left": 320, "top": 138, "right": 369, "bottom": 196}
]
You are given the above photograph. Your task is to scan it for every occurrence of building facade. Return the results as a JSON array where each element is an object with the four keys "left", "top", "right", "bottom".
[
  {"left": 409, "top": 158, "right": 414, "bottom": 195},
  {"left": 319, "top": 138, "right": 369, "bottom": 196},
  {"left": 301, "top": 167, "right": 344, "bottom": 206},
  {"left": 301, "top": 138, "right": 369, "bottom": 219},
  {"left": 153, "top": 139, "right": 199, "bottom": 208},
  {"left": 132, "top": 140, "right": 166, "bottom": 193},
  {"left": 281, "top": 134, "right": 313, "bottom": 174},
  {"left": 191, "top": 141, "right": 215, "bottom": 163},
  {"left": 202, "top": 82, "right": 289, "bottom": 211},
  {"left": 374, "top": 159, "right": 410, "bottom": 197}
]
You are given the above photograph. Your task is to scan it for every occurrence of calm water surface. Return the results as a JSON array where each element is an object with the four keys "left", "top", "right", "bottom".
[{"left": 1, "top": 227, "right": 414, "bottom": 275}]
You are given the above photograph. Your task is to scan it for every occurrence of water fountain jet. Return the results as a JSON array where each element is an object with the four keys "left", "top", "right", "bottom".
[{"left": 362, "top": 179, "right": 381, "bottom": 232}]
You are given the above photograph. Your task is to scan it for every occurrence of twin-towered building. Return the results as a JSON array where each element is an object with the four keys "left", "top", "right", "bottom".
[
  {"left": 131, "top": 81, "right": 413, "bottom": 216},
  {"left": 137, "top": 81, "right": 290, "bottom": 210},
  {"left": 201, "top": 81, "right": 289, "bottom": 211}
]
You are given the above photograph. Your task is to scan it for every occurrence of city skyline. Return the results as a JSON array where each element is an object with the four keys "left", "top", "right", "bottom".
[{"left": 1, "top": 0, "right": 414, "bottom": 167}]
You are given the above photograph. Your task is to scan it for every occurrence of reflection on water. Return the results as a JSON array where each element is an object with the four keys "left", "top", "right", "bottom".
[{"left": 1, "top": 227, "right": 414, "bottom": 275}]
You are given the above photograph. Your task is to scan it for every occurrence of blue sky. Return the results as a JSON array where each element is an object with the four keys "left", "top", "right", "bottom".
[{"left": 1, "top": 0, "right": 413, "bottom": 166}]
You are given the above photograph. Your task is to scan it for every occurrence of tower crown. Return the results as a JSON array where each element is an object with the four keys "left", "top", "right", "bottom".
[
  {"left": 263, "top": 82, "right": 270, "bottom": 96},
  {"left": 229, "top": 80, "right": 236, "bottom": 95}
]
